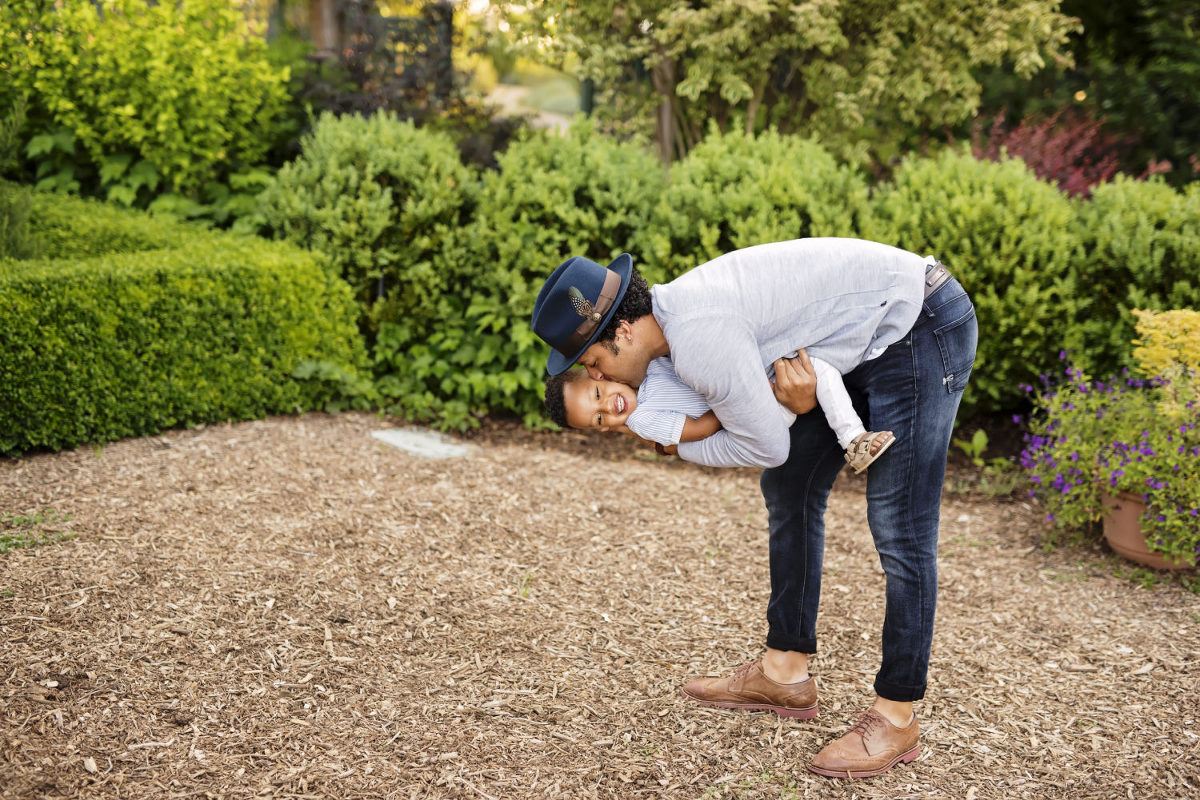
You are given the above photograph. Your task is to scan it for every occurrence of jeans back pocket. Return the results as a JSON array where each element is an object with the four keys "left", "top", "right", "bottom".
[{"left": 932, "top": 295, "right": 978, "bottom": 395}]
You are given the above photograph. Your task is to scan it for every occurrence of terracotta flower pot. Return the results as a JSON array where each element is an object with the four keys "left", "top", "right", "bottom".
[{"left": 1101, "top": 492, "right": 1196, "bottom": 571}]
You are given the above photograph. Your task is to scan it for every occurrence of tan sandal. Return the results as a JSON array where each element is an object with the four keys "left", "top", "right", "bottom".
[{"left": 844, "top": 431, "right": 896, "bottom": 474}]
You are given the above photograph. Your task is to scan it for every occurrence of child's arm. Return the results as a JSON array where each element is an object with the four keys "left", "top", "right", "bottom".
[
  {"left": 678, "top": 410, "right": 722, "bottom": 443},
  {"left": 610, "top": 425, "right": 675, "bottom": 456}
]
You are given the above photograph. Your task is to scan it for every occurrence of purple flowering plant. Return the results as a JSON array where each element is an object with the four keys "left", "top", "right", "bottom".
[{"left": 1021, "top": 351, "right": 1199, "bottom": 567}]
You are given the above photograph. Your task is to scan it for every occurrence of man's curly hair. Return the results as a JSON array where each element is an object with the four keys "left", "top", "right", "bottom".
[
  {"left": 544, "top": 369, "right": 589, "bottom": 428},
  {"left": 595, "top": 269, "right": 653, "bottom": 346}
]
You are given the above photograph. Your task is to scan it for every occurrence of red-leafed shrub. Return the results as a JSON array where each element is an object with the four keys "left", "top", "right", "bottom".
[{"left": 972, "top": 112, "right": 1138, "bottom": 198}]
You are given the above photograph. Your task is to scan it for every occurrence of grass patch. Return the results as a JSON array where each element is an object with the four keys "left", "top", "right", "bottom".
[
  {"left": 499, "top": 60, "right": 580, "bottom": 116},
  {"left": 944, "top": 461, "right": 1025, "bottom": 498},
  {"left": 523, "top": 77, "right": 579, "bottom": 115},
  {"left": 702, "top": 770, "right": 801, "bottom": 799},
  {"left": 1108, "top": 561, "right": 1200, "bottom": 593},
  {"left": 1112, "top": 564, "right": 1169, "bottom": 590},
  {"left": 946, "top": 429, "right": 1025, "bottom": 498},
  {"left": 0, "top": 509, "right": 77, "bottom": 554}
]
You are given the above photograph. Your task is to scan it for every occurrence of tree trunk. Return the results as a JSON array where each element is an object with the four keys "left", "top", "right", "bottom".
[
  {"left": 309, "top": 0, "right": 340, "bottom": 54},
  {"left": 745, "top": 76, "right": 768, "bottom": 136},
  {"left": 650, "top": 58, "right": 678, "bottom": 164}
]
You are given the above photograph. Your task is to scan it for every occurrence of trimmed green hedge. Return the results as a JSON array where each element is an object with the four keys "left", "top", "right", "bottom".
[
  {"left": 1, "top": 200, "right": 365, "bottom": 455},
  {"left": 22, "top": 185, "right": 198, "bottom": 259}
]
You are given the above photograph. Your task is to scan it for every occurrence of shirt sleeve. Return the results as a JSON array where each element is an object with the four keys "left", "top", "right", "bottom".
[
  {"left": 671, "top": 314, "right": 792, "bottom": 468},
  {"left": 625, "top": 409, "right": 688, "bottom": 447}
]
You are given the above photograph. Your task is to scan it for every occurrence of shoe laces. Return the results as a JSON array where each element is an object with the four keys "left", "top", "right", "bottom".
[
  {"left": 849, "top": 710, "right": 885, "bottom": 740},
  {"left": 731, "top": 661, "right": 759, "bottom": 680}
]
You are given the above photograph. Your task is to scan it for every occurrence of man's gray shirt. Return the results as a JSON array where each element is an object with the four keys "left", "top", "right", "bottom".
[{"left": 652, "top": 238, "right": 927, "bottom": 469}]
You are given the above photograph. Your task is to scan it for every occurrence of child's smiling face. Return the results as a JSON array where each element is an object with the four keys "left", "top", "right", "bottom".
[{"left": 563, "top": 375, "right": 638, "bottom": 431}]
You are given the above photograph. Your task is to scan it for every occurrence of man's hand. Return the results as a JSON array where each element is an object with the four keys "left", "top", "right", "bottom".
[{"left": 771, "top": 349, "right": 818, "bottom": 414}]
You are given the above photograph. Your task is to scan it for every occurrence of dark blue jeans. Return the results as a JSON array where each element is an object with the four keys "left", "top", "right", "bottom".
[{"left": 760, "top": 273, "right": 977, "bottom": 702}]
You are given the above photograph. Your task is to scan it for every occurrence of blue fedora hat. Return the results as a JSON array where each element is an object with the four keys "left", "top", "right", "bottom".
[{"left": 531, "top": 253, "right": 633, "bottom": 375}]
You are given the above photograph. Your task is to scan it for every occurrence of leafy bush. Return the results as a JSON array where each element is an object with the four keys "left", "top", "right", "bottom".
[
  {"left": 864, "top": 149, "right": 1082, "bottom": 413},
  {"left": 0, "top": 182, "right": 38, "bottom": 260},
  {"left": 0, "top": 102, "right": 38, "bottom": 259},
  {"left": 0, "top": 0, "right": 291, "bottom": 206},
  {"left": 17, "top": 184, "right": 197, "bottom": 260},
  {"left": 256, "top": 112, "right": 476, "bottom": 335},
  {"left": 374, "top": 120, "right": 665, "bottom": 428},
  {"left": 641, "top": 128, "right": 871, "bottom": 282},
  {"left": 971, "top": 2, "right": 1200, "bottom": 188},
  {"left": 1132, "top": 308, "right": 1200, "bottom": 382},
  {"left": 1072, "top": 177, "right": 1200, "bottom": 380},
  {"left": 972, "top": 111, "right": 1129, "bottom": 198},
  {"left": 0, "top": 202, "right": 365, "bottom": 456}
]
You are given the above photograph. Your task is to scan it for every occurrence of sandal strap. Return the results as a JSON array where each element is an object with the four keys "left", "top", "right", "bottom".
[{"left": 844, "top": 431, "right": 894, "bottom": 471}]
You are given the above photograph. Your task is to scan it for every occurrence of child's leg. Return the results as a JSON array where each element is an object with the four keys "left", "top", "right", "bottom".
[{"left": 812, "top": 358, "right": 866, "bottom": 450}]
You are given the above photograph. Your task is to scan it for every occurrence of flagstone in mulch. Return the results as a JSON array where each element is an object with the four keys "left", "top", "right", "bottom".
[{"left": 1, "top": 413, "right": 1197, "bottom": 799}]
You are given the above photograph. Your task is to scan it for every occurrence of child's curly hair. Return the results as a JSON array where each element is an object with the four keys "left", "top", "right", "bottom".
[{"left": 543, "top": 369, "right": 589, "bottom": 428}]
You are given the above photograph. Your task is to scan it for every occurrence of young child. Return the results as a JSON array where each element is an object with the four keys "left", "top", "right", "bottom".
[{"left": 545, "top": 354, "right": 895, "bottom": 473}]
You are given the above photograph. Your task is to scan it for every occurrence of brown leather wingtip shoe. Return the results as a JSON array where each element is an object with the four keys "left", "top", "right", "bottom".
[
  {"left": 808, "top": 709, "right": 920, "bottom": 779},
  {"left": 679, "top": 660, "right": 818, "bottom": 719}
]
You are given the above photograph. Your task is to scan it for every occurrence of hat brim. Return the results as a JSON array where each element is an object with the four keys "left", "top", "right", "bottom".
[{"left": 545, "top": 253, "right": 633, "bottom": 376}]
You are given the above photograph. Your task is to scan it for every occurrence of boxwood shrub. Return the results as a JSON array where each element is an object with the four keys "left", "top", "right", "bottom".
[
  {"left": 642, "top": 128, "right": 872, "bottom": 283},
  {"left": 864, "top": 149, "right": 1083, "bottom": 414},
  {"left": 256, "top": 112, "right": 476, "bottom": 335},
  {"left": 20, "top": 184, "right": 198, "bottom": 259},
  {"left": 0, "top": 204, "right": 365, "bottom": 455},
  {"left": 1072, "top": 177, "right": 1200, "bottom": 379},
  {"left": 373, "top": 120, "right": 666, "bottom": 429}
]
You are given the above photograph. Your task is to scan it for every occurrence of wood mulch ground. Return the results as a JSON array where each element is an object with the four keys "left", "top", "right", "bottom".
[{"left": 1, "top": 412, "right": 1197, "bottom": 800}]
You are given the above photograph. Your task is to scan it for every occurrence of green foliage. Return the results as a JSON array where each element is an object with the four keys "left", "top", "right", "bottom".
[
  {"left": 0, "top": 103, "right": 38, "bottom": 259},
  {"left": 1132, "top": 0, "right": 1200, "bottom": 184},
  {"left": 954, "top": 429, "right": 992, "bottom": 467},
  {"left": 0, "top": 509, "right": 76, "bottom": 555},
  {"left": 496, "top": 0, "right": 1078, "bottom": 165},
  {"left": 1072, "top": 177, "right": 1200, "bottom": 378},
  {"left": 1132, "top": 308, "right": 1200, "bottom": 382},
  {"left": 972, "top": 1, "right": 1200, "bottom": 187},
  {"left": 0, "top": 198, "right": 366, "bottom": 456},
  {"left": 291, "top": 359, "right": 380, "bottom": 414},
  {"left": 1021, "top": 352, "right": 1199, "bottom": 567},
  {"left": 0, "top": 0, "right": 291, "bottom": 203},
  {"left": 374, "top": 120, "right": 665, "bottom": 429},
  {"left": 641, "top": 128, "right": 870, "bottom": 282},
  {"left": 18, "top": 184, "right": 197, "bottom": 260},
  {"left": 864, "top": 149, "right": 1082, "bottom": 413},
  {"left": 948, "top": 428, "right": 1023, "bottom": 498},
  {"left": 256, "top": 112, "right": 476, "bottom": 334},
  {"left": 0, "top": 94, "right": 26, "bottom": 175},
  {"left": 0, "top": 181, "right": 38, "bottom": 260}
]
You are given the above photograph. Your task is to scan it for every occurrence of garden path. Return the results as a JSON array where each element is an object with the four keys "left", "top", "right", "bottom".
[{"left": 1, "top": 413, "right": 1196, "bottom": 799}]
